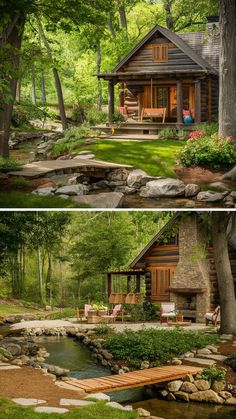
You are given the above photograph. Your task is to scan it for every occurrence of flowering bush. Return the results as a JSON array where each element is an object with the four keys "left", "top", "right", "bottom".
[
  {"left": 179, "top": 133, "right": 236, "bottom": 169},
  {"left": 189, "top": 130, "right": 204, "bottom": 139}
]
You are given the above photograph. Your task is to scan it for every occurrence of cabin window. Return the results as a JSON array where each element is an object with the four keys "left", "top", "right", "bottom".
[{"left": 152, "top": 45, "right": 168, "bottom": 63}]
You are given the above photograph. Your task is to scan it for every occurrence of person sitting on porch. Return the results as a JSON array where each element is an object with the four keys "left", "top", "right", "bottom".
[{"left": 183, "top": 109, "right": 193, "bottom": 124}]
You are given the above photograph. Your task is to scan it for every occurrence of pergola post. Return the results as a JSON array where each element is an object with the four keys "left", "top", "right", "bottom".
[
  {"left": 127, "top": 275, "right": 132, "bottom": 293},
  {"left": 135, "top": 275, "right": 141, "bottom": 293},
  {"left": 107, "top": 272, "right": 112, "bottom": 299},
  {"left": 108, "top": 79, "right": 115, "bottom": 124},
  {"left": 177, "top": 80, "right": 183, "bottom": 124},
  {"left": 194, "top": 80, "right": 201, "bottom": 123}
]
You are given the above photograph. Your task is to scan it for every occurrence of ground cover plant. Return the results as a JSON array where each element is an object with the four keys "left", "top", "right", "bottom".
[
  {"left": 201, "top": 365, "right": 226, "bottom": 383},
  {"left": 0, "top": 158, "right": 21, "bottom": 173},
  {"left": 0, "top": 398, "right": 137, "bottom": 419},
  {"left": 0, "top": 192, "right": 88, "bottom": 208},
  {"left": 103, "top": 328, "right": 218, "bottom": 368},
  {"left": 53, "top": 138, "right": 184, "bottom": 177}
]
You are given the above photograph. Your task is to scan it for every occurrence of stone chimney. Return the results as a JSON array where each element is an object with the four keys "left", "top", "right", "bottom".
[{"left": 170, "top": 214, "right": 211, "bottom": 322}]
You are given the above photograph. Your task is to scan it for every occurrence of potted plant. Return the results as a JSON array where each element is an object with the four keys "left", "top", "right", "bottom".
[{"left": 92, "top": 303, "right": 108, "bottom": 316}]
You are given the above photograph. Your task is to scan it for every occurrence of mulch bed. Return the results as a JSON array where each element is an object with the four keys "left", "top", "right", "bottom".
[
  {"left": 174, "top": 166, "right": 231, "bottom": 185},
  {"left": 0, "top": 367, "right": 85, "bottom": 407}
]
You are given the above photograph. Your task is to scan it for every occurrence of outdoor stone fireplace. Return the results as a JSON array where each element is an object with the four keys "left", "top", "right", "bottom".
[{"left": 170, "top": 215, "right": 211, "bottom": 322}]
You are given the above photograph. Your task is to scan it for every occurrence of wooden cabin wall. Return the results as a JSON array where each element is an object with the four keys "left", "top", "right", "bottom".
[
  {"left": 211, "top": 76, "right": 219, "bottom": 121},
  {"left": 200, "top": 79, "right": 208, "bottom": 122},
  {"left": 122, "top": 34, "right": 202, "bottom": 73}
]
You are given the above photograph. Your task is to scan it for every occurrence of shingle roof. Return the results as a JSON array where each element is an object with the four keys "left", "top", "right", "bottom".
[
  {"left": 179, "top": 31, "right": 219, "bottom": 72},
  {"left": 113, "top": 24, "right": 219, "bottom": 76}
]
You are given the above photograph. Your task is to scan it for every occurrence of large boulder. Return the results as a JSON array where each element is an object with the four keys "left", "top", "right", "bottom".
[
  {"left": 189, "top": 390, "right": 224, "bottom": 404},
  {"left": 167, "top": 380, "right": 183, "bottom": 392},
  {"left": 222, "top": 166, "right": 236, "bottom": 181},
  {"left": 55, "top": 185, "right": 89, "bottom": 196},
  {"left": 127, "top": 169, "right": 149, "bottom": 188},
  {"left": 107, "top": 168, "right": 130, "bottom": 182},
  {"left": 212, "top": 380, "right": 226, "bottom": 393},
  {"left": 174, "top": 391, "right": 189, "bottom": 402},
  {"left": 196, "top": 191, "right": 226, "bottom": 202},
  {"left": 32, "top": 187, "right": 56, "bottom": 197},
  {"left": 72, "top": 192, "right": 124, "bottom": 208},
  {"left": 140, "top": 178, "right": 185, "bottom": 198},
  {"left": 185, "top": 184, "right": 200, "bottom": 197},
  {"left": 180, "top": 382, "right": 198, "bottom": 393},
  {"left": 194, "top": 379, "right": 211, "bottom": 391}
]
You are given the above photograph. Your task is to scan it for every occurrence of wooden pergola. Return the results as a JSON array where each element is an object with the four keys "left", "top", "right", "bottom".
[{"left": 107, "top": 268, "right": 145, "bottom": 303}]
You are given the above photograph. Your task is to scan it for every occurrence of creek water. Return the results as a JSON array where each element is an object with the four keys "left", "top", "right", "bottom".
[
  {"left": 38, "top": 336, "right": 236, "bottom": 418},
  {"left": 10, "top": 138, "right": 42, "bottom": 164}
]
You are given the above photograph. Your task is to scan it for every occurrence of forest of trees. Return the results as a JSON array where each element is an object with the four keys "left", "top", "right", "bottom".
[
  {"left": 0, "top": 211, "right": 170, "bottom": 306},
  {"left": 1, "top": 0, "right": 222, "bottom": 156}
]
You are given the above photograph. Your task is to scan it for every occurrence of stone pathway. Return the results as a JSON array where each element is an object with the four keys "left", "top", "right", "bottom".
[
  {"left": 13, "top": 398, "right": 46, "bottom": 406},
  {"left": 9, "top": 159, "right": 132, "bottom": 179},
  {"left": 72, "top": 192, "right": 124, "bottom": 208}
]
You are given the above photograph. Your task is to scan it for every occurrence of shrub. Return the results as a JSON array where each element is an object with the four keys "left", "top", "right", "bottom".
[
  {"left": 201, "top": 365, "right": 226, "bottom": 382},
  {"left": 0, "top": 157, "right": 21, "bottom": 173},
  {"left": 11, "top": 176, "right": 30, "bottom": 189},
  {"left": 195, "top": 122, "right": 218, "bottom": 136},
  {"left": 94, "top": 325, "right": 112, "bottom": 335},
  {"left": 86, "top": 108, "right": 108, "bottom": 125},
  {"left": 103, "top": 328, "right": 218, "bottom": 368},
  {"left": 47, "top": 308, "right": 76, "bottom": 319},
  {"left": 177, "top": 129, "right": 188, "bottom": 140},
  {"left": 189, "top": 130, "right": 205, "bottom": 139},
  {"left": 52, "top": 126, "right": 91, "bottom": 157},
  {"left": 112, "top": 111, "right": 125, "bottom": 124},
  {"left": 158, "top": 128, "right": 176, "bottom": 139},
  {"left": 12, "top": 103, "right": 57, "bottom": 127},
  {"left": 224, "top": 352, "right": 236, "bottom": 372},
  {"left": 178, "top": 134, "right": 236, "bottom": 169}
]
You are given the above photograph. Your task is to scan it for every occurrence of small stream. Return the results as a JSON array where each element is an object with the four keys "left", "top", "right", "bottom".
[
  {"left": 10, "top": 138, "right": 42, "bottom": 164},
  {"left": 38, "top": 336, "right": 236, "bottom": 418}
]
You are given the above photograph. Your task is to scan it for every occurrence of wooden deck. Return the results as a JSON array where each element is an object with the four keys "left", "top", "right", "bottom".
[{"left": 64, "top": 365, "right": 202, "bottom": 393}]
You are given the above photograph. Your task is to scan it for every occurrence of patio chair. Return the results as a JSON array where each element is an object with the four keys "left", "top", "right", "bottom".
[
  {"left": 205, "top": 306, "right": 220, "bottom": 326},
  {"left": 160, "top": 302, "right": 178, "bottom": 324},
  {"left": 101, "top": 304, "right": 123, "bottom": 323},
  {"left": 76, "top": 304, "right": 92, "bottom": 321}
]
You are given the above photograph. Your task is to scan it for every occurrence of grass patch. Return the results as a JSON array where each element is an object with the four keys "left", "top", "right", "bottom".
[
  {"left": 0, "top": 192, "right": 89, "bottom": 208},
  {"left": 46, "top": 308, "right": 76, "bottom": 319},
  {"left": 53, "top": 139, "right": 184, "bottom": 177},
  {"left": 0, "top": 157, "right": 21, "bottom": 173},
  {"left": 103, "top": 328, "right": 218, "bottom": 368},
  {"left": 0, "top": 398, "right": 137, "bottom": 419},
  {"left": 0, "top": 304, "right": 40, "bottom": 316}
]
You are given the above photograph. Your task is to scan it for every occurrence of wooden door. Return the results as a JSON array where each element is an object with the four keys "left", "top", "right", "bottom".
[{"left": 150, "top": 267, "right": 175, "bottom": 302}]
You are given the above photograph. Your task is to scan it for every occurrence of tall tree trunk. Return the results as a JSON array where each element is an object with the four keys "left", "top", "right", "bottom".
[
  {"left": 37, "top": 247, "right": 44, "bottom": 305},
  {"left": 97, "top": 44, "right": 103, "bottom": 110},
  {"left": 16, "top": 78, "right": 21, "bottom": 103},
  {"left": 0, "top": 16, "right": 25, "bottom": 157},
  {"left": 119, "top": 4, "right": 128, "bottom": 37},
  {"left": 46, "top": 252, "right": 52, "bottom": 304},
  {"left": 212, "top": 212, "right": 236, "bottom": 334},
  {"left": 219, "top": 0, "right": 236, "bottom": 142},
  {"left": 107, "top": 12, "right": 116, "bottom": 37},
  {"left": 164, "top": 0, "right": 175, "bottom": 31},
  {"left": 31, "top": 64, "right": 37, "bottom": 105},
  {"left": 41, "top": 70, "right": 46, "bottom": 105},
  {"left": 38, "top": 19, "right": 68, "bottom": 131}
]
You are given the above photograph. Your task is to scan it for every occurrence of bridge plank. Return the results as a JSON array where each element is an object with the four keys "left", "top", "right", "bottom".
[{"left": 64, "top": 365, "right": 203, "bottom": 393}]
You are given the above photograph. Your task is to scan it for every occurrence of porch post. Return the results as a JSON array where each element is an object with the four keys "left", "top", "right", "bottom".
[
  {"left": 135, "top": 275, "right": 141, "bottom": 293},
  {"left": 107, "top": 272, "right": 112, "bottom": 299},
  {"left": 108, "top": 79, "right": 115, "bottom": 124},
  {"left": 177, "top": 80, "right": 183, "bottom": 124},
  {"left": 145, "top": 271, "right": 151, "bottom": 302},
  {"left": 127, "top": 275, "right": 132, "bottom": 293},
  {"left": 194, "top": 80, "right": 201, "bottom": 123}
]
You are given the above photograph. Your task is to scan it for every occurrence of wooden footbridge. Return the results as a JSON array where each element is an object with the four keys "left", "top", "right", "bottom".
[{"left": 65, "top": 365, "right": 202, "bottom": 393}]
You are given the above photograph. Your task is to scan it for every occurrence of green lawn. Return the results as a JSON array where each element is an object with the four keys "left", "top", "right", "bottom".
[
  {"left": 0, "top": 304, "right": 41, "bottom": 316},
  {"left": 0, "top": 192, "right": 89, "bottom": 209},
  {"left": 0, "top": 398, "right": 137, "bottom": 419},
  {"left": 79, "top": 139, "right": 184, "bottom": 177}
]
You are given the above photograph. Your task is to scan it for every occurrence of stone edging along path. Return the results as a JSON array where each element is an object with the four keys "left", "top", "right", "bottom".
[{"left": 6, "top": 323, "right": 236, "bottom": 407}]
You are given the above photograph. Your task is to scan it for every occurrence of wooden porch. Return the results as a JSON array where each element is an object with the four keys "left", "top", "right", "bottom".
[{"left": 92, "top": 121, "right": 196, "bottom": 137}]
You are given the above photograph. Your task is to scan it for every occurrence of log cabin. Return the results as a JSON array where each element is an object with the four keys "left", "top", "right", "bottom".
[
  {"left": 97, "top": 17, "right": 219, "bottom": 130},
  {"left": 107, "top": 213, "right": 236, "bottom": 322}
]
